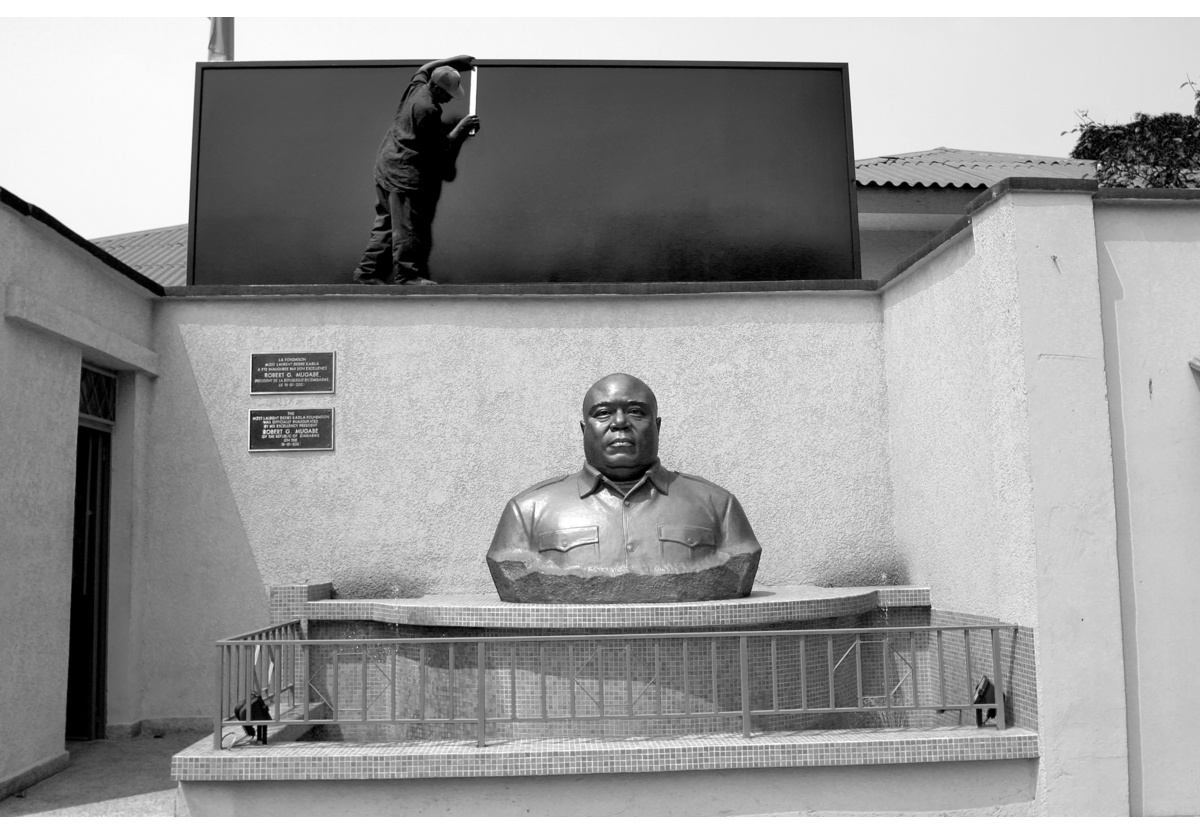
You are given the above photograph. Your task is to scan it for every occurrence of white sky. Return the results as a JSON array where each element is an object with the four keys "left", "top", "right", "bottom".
[{"left": 2, "top": 8, "right": 1199, "bottom": 238}]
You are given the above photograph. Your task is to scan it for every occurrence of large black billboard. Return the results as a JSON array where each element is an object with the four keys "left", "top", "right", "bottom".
[{"left": 188, "top": 61, "right": 859, "bottom": 286}]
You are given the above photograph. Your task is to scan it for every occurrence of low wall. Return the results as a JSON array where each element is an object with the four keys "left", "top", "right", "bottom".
[{"left": 176, "top": 740, "right": 1039, "bottom": 817}]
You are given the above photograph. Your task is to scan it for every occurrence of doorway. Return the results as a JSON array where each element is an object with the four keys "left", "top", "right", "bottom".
[{"left": 66, "top": 366, "right": 116, "bottom": 740}]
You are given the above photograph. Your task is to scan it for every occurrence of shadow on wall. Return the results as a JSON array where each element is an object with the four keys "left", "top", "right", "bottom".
[
  {"left": 818, "top": 555, "right": 911, "bottom": 588},
  {"left": 331, "top": 572, "right": 436, "bottom": 600}
]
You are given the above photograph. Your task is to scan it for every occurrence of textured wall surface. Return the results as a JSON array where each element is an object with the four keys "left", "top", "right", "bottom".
[
  {"left": 8, "top": 187, "right": 1177, "bottom": 815},
  {"left": 1009, "top": 191, "right": 1126, "bottom": 816},
  {"left": 882, "top": 206, "right": 1039, "bottom": 628},
  {"left": 137, "top": 292, "right": 900, "bottom": 717},
  {"left": 155, "top": 294, "right": 897, "bottom": 591},
  {"left": 1096, "top": 201, "right": 1200, "bottom": 816},
  {"left": 0, "top": 206, "right": 155, "bottom": 793},
  {"left": 882, "top": 190, "right": 1129, "bottom": 815}
]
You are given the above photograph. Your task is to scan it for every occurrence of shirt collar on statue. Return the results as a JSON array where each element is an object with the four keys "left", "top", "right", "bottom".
[{"left": 577, "top": 461, "right": 673, "bottom": 498}]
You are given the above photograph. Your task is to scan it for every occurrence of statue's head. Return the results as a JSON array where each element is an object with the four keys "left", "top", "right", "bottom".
[{"left": 580, "top": 373, "right": 661, "bottom": 480}]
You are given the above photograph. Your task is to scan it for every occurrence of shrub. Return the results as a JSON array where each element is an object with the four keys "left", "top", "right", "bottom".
[{"left": 1065, "top": 78, "right": 1200, "bottom": 188}]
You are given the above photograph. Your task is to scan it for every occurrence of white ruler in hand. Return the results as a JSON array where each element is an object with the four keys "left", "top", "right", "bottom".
[{"left": 468, "top": 67, "right": 478, "bottom": 135}]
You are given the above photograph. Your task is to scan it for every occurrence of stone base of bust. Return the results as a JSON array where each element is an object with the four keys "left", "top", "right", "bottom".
[{"left": 486, "top": 553, "right": 759, "bottom": 603}]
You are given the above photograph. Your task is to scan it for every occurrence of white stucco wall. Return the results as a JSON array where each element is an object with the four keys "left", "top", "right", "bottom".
[
  {"left": 15, "top": 186, "right": 1195, "bottom": 816},
  {"left": 882, "top": 208, "right": 1039, "bottom": 628},
  {"left": 137, "top": 291, "right": 900, "bottom": 718},
  {"left": 1095, "top": 199, "right": 1200, "bottom": 816},
  {"left": 0, "top": 204, "right": 156, "bottom": 792},
  {"left": 1008, "top": 191, "right": 1127, "bottom": 816},
  {"left": 881, "top": 189, "right": 1129, "bottom": 815}
]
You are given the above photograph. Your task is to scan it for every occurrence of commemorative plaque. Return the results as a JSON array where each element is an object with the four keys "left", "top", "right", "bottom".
[
  {"left": 251, "top": 352, "right": 335, "bottom": 394},
  {"left": 249, "top": 409, "right": 335, "bottom": 452}
]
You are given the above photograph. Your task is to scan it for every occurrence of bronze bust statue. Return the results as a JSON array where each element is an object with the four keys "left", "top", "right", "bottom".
[{"left": 486, "top": 373, "right": 761, "bottom": 603}]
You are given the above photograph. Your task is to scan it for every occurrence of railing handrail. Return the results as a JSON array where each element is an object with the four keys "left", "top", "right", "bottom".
[
  {"left": 213, "top": 620, "right": 1016, "bottom": 750},
  {"left": 219, "top": 620, "right": 303, "bottom": 642},
  {"left": 216, "top": 622, "right": 1017, "bottom": 646}
]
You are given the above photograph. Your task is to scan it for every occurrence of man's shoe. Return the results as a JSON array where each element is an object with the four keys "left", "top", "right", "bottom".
[
  {"left": 354, "top": 276, "right": 387, "bottom": 285},
  {"left": 398, "top": 276, "right": 438, "bottom": 286}
]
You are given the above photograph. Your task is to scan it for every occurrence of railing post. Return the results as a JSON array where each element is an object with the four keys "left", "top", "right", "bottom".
[
  {"left": 740, "top": 635, "right": 751, "bottom": 738},
  {"left": 272, "top": 641, "right": 282, "bottom": 721},
  {"left": 331, "top": 646, "right": 339, "bottom": 718},
  {"left": 854, "top": 636, "right": 863, "bottom": 708},
  {"left": 682, "top": 640, "right": 690, "bottom": 714},
  {"left": 961, "top": 629, "right": 972, "bottom": 726},
  {"left": 882, "top": 634, "right": 891, "bottom": 712},
  {"left": 243, "top": 643, "right": 254, "bottom": 726},
  {"left": 301, "top": 642, "right": 311, "bottom": 722},
  {"left": 213, "top": 644, "right": 224, "bottom": 750},
  {"left": 390, "top": 645, "right": 397, "bottom": 721},
  {"left": 477, "top": 640, "right": 487, "bottom": 747},
  {"left": 991, "top": 628, "right": 1008, "bottom": 730},
  {"left": 936, "top": 629, "right": 946, "bottom": 714},
  {"left": 770, "top": 637, "right": 778, "bottom": 713},
  {"left": 827, "top": 635, "right": 835, "bottom": 709},
  {"left": 799, "top": 636, "right": 807, "bottom": 710},
  {"left": 540, "top": 643, "right": 548, "bottom": 719}
]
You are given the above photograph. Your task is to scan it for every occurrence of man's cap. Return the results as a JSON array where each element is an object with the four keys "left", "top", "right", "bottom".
[{"left": 430, "top": 66, "right": 466, "bottom": 98}]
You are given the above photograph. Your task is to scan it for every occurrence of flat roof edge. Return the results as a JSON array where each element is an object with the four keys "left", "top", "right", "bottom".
[
  {"left": 162, "top": 279, "right": 881, "bottom": 298},
  {"left": 1094, "top": 186, "right": 1200, "bottom": 202}
]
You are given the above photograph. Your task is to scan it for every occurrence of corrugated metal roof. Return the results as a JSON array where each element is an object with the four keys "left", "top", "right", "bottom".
[
  {"left": 856, "top": 147, "right": 1096, "bottom": 188},
  {"left": 90, "top": 223, "right": 188, "bottom": 287}
]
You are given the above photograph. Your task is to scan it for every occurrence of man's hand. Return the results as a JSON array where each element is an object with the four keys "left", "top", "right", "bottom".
[
  {"left": 418, "top": 54, "right": 476, "bottom": 76},
  {"left": 449, "top": 115, "right": 481, "bottom": 141}
]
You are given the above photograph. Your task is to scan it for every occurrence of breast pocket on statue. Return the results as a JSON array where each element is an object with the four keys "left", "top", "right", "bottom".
[
  {"left": 657, "top": 525, "right": 717, "bottom": 564},
  {"left": 537, "top": 526, "right": 600, "bottom": 567}
]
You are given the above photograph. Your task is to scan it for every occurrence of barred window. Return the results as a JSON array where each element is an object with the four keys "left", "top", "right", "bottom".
[{"left": 79, "top": 365, "right": 117, "bottom": 424}]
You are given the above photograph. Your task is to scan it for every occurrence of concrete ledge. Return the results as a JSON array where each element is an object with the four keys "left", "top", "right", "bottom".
[
  {"left": 0, "top": 750, "right": 69, "bottom": 801},
  {"left": 163, "top": 279, "right": 880, "bottom": 298},
  {"left": 1094, "top": 186, "right": 1200, "bottom": 201},
  {"left": 3, "top": 284, "right": 159, "bottom": 376},
  {"left": 177, "top": 754, "right": 1041, "bottom": 816},
  {"left": 173, "top": 725, "right": 1036, "bottom": 782}
]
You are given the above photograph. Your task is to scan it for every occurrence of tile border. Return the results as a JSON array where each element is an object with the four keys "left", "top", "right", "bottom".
[
  {"left": 172, "top": 725, "right": 1037, "bottom": 782},
  {"left": 268, "top": 585, "right": 931, "bottom": 630}
]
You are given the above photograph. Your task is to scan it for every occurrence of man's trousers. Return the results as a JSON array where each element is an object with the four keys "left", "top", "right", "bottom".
[{"left": 352, "top": 182, "right": 442, "bottom": 284}]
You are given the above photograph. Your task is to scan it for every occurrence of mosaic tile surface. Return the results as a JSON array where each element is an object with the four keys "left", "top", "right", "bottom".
[
  {"left": 172, "top": 725, "right": 1037, "bottom": 781},
  {"left": 928, "top": 609, "right": 1038, "bottom": 731},
  {"left": 268, "top": 585, "right": 931, "bottom": 630}
]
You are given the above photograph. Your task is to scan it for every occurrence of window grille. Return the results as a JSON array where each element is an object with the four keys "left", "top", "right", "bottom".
[{"left": 79, "top": 365, "right": 117, "bottom": 424}]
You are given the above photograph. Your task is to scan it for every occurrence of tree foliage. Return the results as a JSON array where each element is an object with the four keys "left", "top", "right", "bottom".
[{"left": 1065, "top": 78, "right": 1200, "bottom": 188}]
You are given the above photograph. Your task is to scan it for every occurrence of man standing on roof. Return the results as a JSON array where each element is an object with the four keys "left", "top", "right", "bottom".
[{"left": 353, "top": 55, "right": 481, "bottom": 286}]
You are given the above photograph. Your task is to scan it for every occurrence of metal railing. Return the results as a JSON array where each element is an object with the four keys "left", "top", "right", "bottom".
[{"left": 214, "top": 622, "right": 1015, "bottom": 750}]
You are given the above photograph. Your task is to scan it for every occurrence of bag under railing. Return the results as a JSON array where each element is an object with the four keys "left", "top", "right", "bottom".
[{"left": 213, "top": 623, "right": 1014, "bottom": 750}]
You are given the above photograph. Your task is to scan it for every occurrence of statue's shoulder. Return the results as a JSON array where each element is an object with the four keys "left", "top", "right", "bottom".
[
  {"left": 672, "top": 470, "right": 734, "bottom": 497},
  {"left": 511, "top": 472, "right": 575, "bottom": 501}
]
